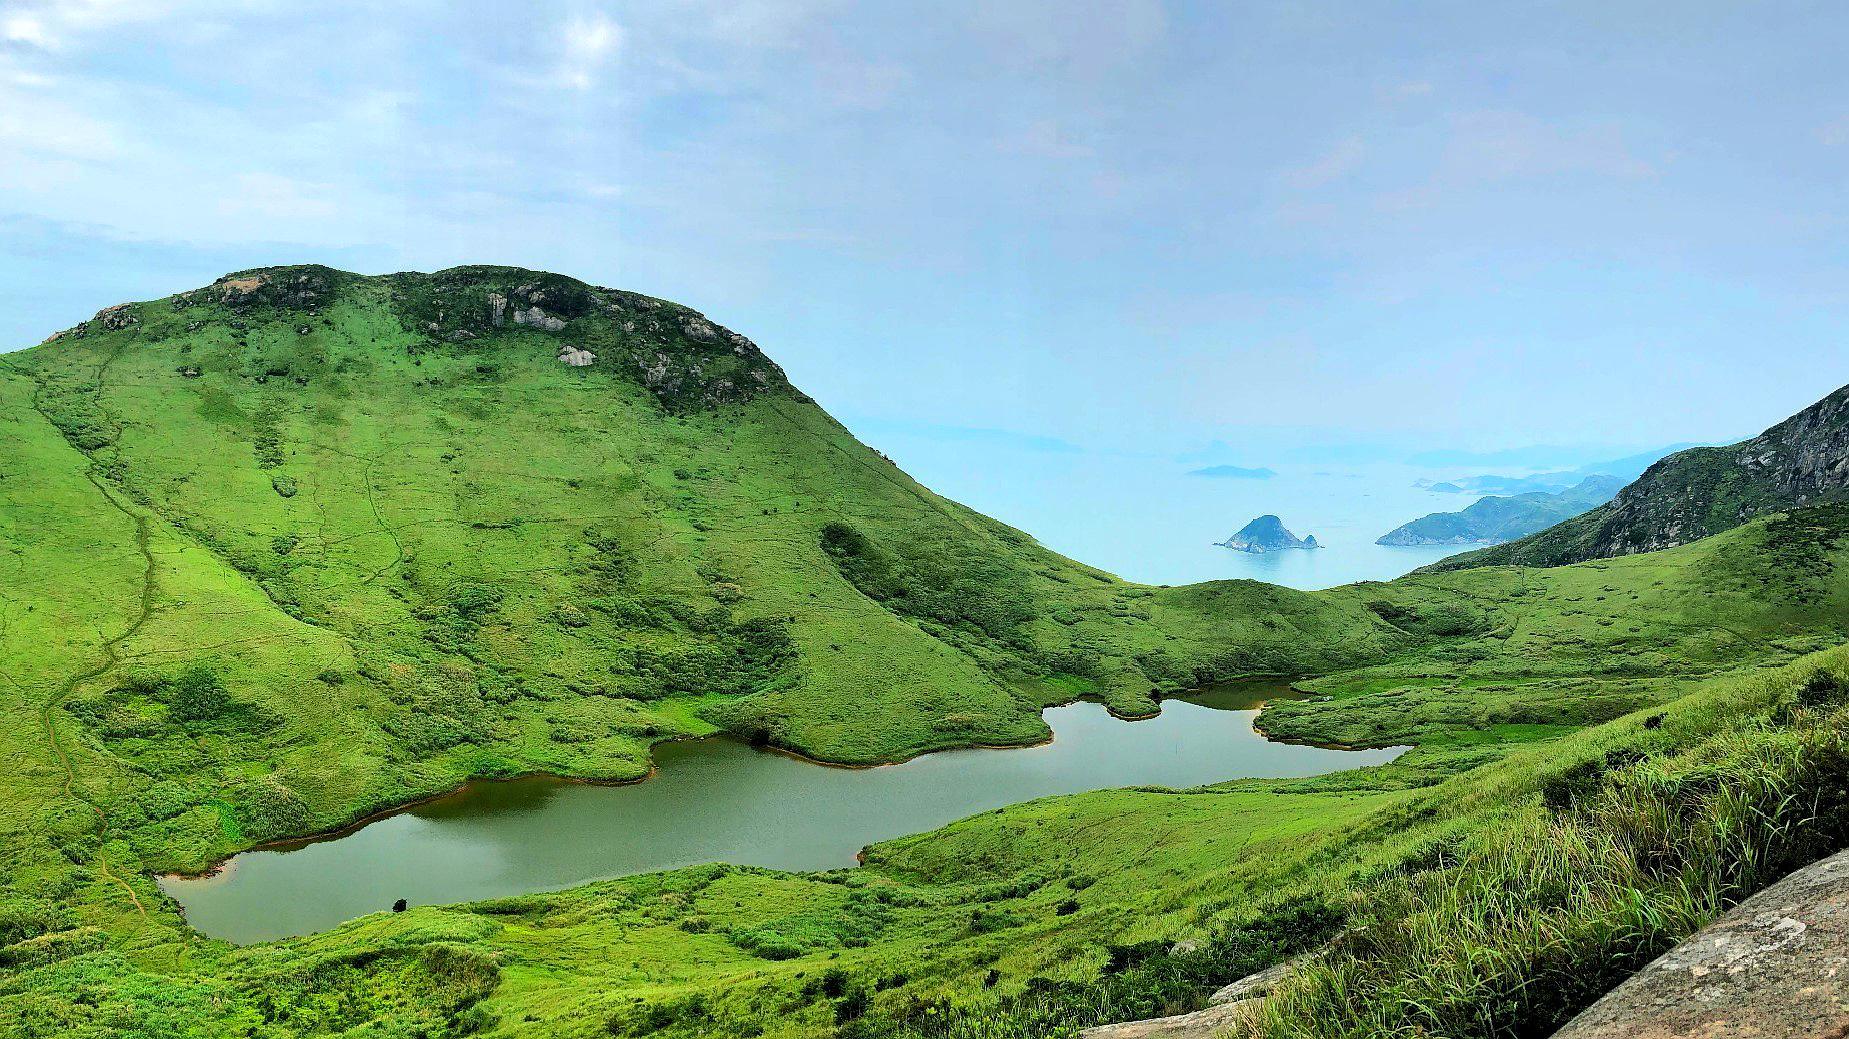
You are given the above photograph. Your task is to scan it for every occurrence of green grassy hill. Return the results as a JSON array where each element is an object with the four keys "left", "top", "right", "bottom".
[
  {"left": 0, "top": 265, "right": 1414, "bottom": 868},
  {"left": 3, "top": 266, "right": 1848, "bottom": 1038},
  {"left": 1428, "top": 384, "right": 1849, "bottom": 571}
]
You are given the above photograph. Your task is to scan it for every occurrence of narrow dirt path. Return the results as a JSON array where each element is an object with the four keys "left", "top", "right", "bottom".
[
  {"left": 20, "top": 360, "right": 156, "bottom": 919},
  {"left": 33, "top": 470, "right": 158, "bottom": 918}
]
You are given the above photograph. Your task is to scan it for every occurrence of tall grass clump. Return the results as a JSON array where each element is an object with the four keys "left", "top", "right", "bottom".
[{"left": 1254, "top": 663, "right": 1849, "bottom": 1038}]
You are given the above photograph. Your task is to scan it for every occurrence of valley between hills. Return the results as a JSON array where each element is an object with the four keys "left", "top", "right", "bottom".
[{"left": 3, "top": 265, "right": 1848, "bottom": 1038}]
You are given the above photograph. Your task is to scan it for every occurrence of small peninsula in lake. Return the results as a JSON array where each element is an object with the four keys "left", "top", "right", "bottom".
[{"left": 1218, "top": 515, "right": 1319, "bottom": 552}]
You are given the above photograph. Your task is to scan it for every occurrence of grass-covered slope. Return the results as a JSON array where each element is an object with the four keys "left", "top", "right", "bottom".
[
  {"left": 7, "top": 585, "right": 1832, "bottom": 1039},
  {"left": 0, "top": 265, "right": 1434, "bottom": 966},
  {"left": 0, "top": 265, "right": 1410, "bottom": 859},
  {"left": 1428, "top": 383, "right": 1849, "bottom": 571},
  {"left": 5, "top": 266, "right": 1849, "bottom": 1038}
]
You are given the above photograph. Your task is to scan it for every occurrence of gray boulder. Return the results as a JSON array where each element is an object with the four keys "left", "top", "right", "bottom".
[{"left": 1552, "top": 848, "right": 1849, "bottom": 1038}]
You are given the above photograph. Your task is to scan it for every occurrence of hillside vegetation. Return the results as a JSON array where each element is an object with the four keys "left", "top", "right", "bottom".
[{"left": 2, "top": 266, "right": 1847, "bottom": 1038}]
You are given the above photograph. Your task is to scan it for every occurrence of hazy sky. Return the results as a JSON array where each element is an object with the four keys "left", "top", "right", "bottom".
[{"left": 3, "top": 0, "right": 1845, "bottom": 460}]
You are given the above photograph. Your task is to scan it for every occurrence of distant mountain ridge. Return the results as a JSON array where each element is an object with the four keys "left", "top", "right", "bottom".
[
  {"left": 1421, "top": 445, "right": 1693, "bottom": 496},
  {"left": 1378, "top": 475, "right": 1624, "bottom": 547},
  {"left": 1427, "top": 386, "right": 1849, "bottom": 571}
]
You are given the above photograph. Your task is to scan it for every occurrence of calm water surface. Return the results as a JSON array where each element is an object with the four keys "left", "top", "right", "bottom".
[
  {"left": 841, "top": 434, "right": 1487, "bottom": 588},
  {"left": 163, "top": 687, "right": 1401, "bottom": 943}
]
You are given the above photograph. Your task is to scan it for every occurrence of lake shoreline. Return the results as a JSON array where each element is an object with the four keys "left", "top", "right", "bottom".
[{"left": 156, "top": 676, "right": 1392, "bottom": 894}]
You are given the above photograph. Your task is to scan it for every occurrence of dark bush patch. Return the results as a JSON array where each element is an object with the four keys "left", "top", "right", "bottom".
[
  {"left": 1540, "top": 758, "right": 1607, "bottom": 813},
  {"left": 1798, "top": 670, "right": 1849, "bottom": 709},
  {"left": 169, "top": 667, "right": 234, "bottom": 722},
  {"left": 820, "top": 521, "right": 1036, "bottom": 649}
]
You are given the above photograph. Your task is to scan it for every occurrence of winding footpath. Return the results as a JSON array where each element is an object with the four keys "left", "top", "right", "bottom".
[
  {"left": 27, "top": 368, "right": 155, "bottom": 920},
  {"left": 34, "top": 480, "right": 157, "bottom": 919}
]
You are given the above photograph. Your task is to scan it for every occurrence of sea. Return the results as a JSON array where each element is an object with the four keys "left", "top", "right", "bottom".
[{"left": 851, "top": 427, "right": 1531, "bottom": 591}]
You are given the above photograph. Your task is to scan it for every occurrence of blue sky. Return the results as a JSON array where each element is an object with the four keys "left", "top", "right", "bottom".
[{"left": 3, "top": 0, "right": 1846, "bottom": 462}]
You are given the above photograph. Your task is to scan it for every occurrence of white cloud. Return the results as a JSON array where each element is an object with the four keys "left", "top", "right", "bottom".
[
  {"left": 556, "top": 10, "right": 622, "bottom": 90},
  {"left": 697, "top": 0, "right": 835, "bottom": 51},
  {"left": 0, "top": 74, "right": 120, "bottom": 160},
  {"left": 2, "top": 13, "right": 53, "bottom": 47},
  {"left": 216, "top": 171, "right": 340, "bottom": 221},
  {"left": 0, "top": 0, "right": 210, "bottom": 50}
]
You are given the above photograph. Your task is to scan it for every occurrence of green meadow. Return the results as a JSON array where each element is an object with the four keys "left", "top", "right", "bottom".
[{"left": 2, "top": 265, "right": 1846, "bottom": 1037}]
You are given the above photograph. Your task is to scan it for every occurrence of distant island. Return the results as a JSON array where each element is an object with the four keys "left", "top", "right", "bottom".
[
  {"left": 1378, "top": 475, "right": 1624, "bottom": 546},
  {"left": 1218, "top": 515, "right": 1319, "bottom": 552},
  {"left": 1188, "top": 464, "right": 1277, "bottom": 479}
]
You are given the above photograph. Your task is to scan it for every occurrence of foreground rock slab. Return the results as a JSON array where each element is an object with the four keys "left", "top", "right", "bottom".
[
  {"left": 1553, "top": 848, "right": 1849, "bottom": 1038},
  {"left": 1077, "top": 956, "right": 1297, "bottom": 1038},
  {"left": 1209, "top": 956, "right": 1301, "bottom": 1005},
  {"left": 1078, "top": 999, "right": 1258, "bottom": 1039}
]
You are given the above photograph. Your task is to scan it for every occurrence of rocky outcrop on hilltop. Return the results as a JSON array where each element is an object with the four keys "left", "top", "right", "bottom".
[
  {"left": 387, "top": 266, "right": 788, "bottom": 410},
  {"left": 39, "top": 300, "right": 150, "bottom": 344},
  {"left": 173, "top": 265, "right": 349, "bottom": 315},
  {"left": 100, "top": 264, "right": 790, "bottom": 412},
  {"left": 1429, "top": 384, "right": 1849, "bottom": 571}
]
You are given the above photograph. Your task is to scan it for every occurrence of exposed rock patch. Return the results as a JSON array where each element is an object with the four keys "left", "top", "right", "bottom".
[
  {"left": 1077, "top": 998, "right": 1260, "bottom": 1039},
  {"left": 1552, "top": 848, "right": 1849, "bottom": 1038},
  {"left": 40, "top": 302, "right": 139, "bottom": 343},
  {"left": 385, "top": 267, "right": 791, "bottom": 410},
  {"left": 1209, "top": 956, "right": 1301, "bottom": 1005},
  {"left": 95, "top": 304, "right": 139, "bottom": 331},
  {"left": 1076, "top": 958, "right": 1299, "bottom": 1039},
  {"left": 172, "top": 266, "right": 344, "bottom": 315}
]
